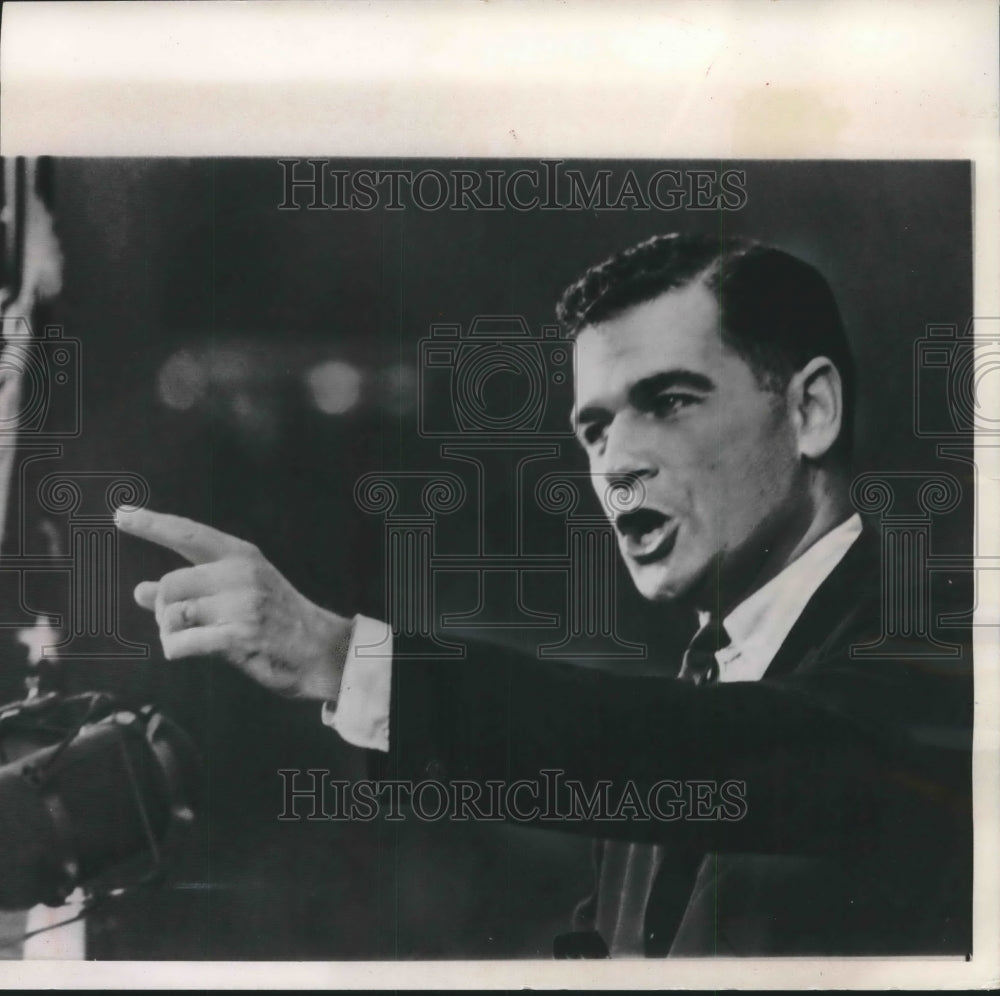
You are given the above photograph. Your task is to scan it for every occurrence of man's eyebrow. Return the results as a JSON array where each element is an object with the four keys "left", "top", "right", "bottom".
[
  {"left": 571, "top": 369, "right": 715, "bottom": 431},
  {"left": 629, "top": 369, "right": 715, "bottom": 405},
  {"left": 572, "top": 404, "right": 609, "bottom": 431}
]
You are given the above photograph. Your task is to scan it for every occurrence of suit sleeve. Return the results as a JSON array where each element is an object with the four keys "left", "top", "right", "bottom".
[{"left": 372, "top": 618, "right": 972, "bottom": 857}]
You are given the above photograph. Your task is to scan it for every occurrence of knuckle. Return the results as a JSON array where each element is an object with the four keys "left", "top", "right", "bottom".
[
  {"left": 236, "top": 628, "right": 252, "bottom": 653},
  {"left": 239, "top": 540, "right": 261, "bottom": 560},
  {"left": 230, "top": 555, "right": 258, "bottom": 586},
  {"left": 233, "top": 641, "right": 258, "bottom": 671},
  {"left": 249, "top": 558, "right": 269, "bottom": 587},
  {"left": 159, "top": 572, "right": 182, "bottom": 603}
]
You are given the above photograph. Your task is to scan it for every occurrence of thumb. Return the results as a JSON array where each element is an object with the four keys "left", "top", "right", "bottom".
[{"left": 134, "top": 580, "right": 159, "bottom": 611}]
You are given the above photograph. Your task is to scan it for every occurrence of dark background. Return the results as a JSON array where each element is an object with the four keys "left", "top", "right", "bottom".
[{"left": 5, "top": 159, "right": 975, "bottom": 958}]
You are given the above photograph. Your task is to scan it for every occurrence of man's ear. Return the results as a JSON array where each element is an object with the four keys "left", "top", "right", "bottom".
[{"left": 788, "top": 356, "right": 843, "bottom": 461}]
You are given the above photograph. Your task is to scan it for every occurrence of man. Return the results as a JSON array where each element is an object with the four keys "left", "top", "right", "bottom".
[{"left": 116, "top": 233, "right": 972, "bottom": 956}]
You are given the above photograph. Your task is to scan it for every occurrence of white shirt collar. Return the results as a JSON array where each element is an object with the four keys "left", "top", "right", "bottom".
[{"left": 696, "top": 514, "right": 863, "bottom": 683}]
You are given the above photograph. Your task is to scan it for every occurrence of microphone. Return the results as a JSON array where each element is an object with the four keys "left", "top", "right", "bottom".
[{"left": 0, "top": 691, "right": 201, "bottom": 910}]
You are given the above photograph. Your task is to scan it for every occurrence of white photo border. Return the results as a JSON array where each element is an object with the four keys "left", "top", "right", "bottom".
[{"left": 0, "top": 0, "right": 997, "bottom": 989}]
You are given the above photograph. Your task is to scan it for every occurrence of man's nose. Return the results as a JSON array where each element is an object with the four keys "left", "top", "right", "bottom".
[
  {"left": 593, "top": 417, "right": 657, "bottom": 508},
  {"left": 601, "top": 414, "right": 657, "bottom": 482}
]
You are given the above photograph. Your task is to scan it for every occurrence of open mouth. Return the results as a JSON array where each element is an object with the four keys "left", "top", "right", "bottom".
[{"left": 615, "top": 508, "right": 677, "bottom": 564}]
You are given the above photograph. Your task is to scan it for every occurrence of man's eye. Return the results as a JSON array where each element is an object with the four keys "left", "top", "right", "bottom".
[
  {"left": 579, "top": 422, "right": 607, "bottom": 446},
  {"left": 651, "top": 393, "right": 695, "bottom": 416}
]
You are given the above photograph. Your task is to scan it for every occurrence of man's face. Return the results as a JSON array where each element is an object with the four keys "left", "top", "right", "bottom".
[{"left": 573, "top": 280, "right": 806, "bottom": 606}]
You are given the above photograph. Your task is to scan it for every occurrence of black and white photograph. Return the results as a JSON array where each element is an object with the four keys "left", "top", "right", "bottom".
[{"left": 0, "top": 2, "right": 996, "bottom": 990}]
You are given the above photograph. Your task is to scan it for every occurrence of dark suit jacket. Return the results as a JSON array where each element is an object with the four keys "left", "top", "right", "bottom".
[{"left": 374, "top": 530, "right": 973, "bottom": 956}]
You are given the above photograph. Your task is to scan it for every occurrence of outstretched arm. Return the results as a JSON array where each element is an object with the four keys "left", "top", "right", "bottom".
[{"left": 117, "top": 507, "right": 970, "bottom": 856}]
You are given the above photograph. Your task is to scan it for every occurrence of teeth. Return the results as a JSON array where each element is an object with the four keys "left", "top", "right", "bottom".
[
  {"left": 615, "top": 510, "right": 674, "bottom": 560},
  {"left": 635, "top": 524, "right": 668, "bottom": 551}
]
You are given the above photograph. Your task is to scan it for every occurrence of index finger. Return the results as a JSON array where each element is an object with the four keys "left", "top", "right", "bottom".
[{"left": 115, "top": 507, "right": 251, "bottom": 565}]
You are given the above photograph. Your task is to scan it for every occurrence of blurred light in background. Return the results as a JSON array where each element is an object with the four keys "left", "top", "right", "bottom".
[
  {"left": 158, "top": 350, "right": 207, "bottom": 411},
  {"left": 305, "top": 360, "right": 362, "bottom": 415},
  {"left": 157, "top": 345, "right": 417, "bottom": 427}
]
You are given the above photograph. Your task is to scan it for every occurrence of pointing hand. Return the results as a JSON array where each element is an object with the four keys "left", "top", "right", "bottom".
[{"left": 116, "top": 507, "right": 352, "bottom": 701}]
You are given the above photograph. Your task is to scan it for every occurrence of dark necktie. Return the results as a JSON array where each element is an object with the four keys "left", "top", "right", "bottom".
[
  {"left": 677, "top": 614, "right": 729, "bottom": 685},
  {"left": 558, "top": 616, "right": 729, "bottom": 958}
]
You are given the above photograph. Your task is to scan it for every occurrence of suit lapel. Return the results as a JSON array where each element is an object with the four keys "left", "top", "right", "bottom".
[{"left": 761, "top": 524, "right": 879, "bottom": 679}]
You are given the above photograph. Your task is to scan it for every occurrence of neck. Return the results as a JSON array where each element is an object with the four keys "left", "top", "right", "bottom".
[{"left": 691, "top": 467, "right": 854, "bottom": 618}]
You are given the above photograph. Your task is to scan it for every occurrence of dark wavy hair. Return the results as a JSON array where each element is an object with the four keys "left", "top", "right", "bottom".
[{"left": 556, "top": 233, "right": 856, "bottom": 461}]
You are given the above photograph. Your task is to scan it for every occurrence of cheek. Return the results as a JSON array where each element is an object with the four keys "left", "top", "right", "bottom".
[
  {"left": 691, "top": 425, "right": 796, "bottom": 529},
  {"left": 737, "top": 445, "right": 799, "bottom": 529}
]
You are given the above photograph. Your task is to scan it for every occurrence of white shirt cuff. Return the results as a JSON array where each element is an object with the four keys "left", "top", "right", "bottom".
[{"left": 320, "top": 614, "right": 392, "bottom": 753}]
